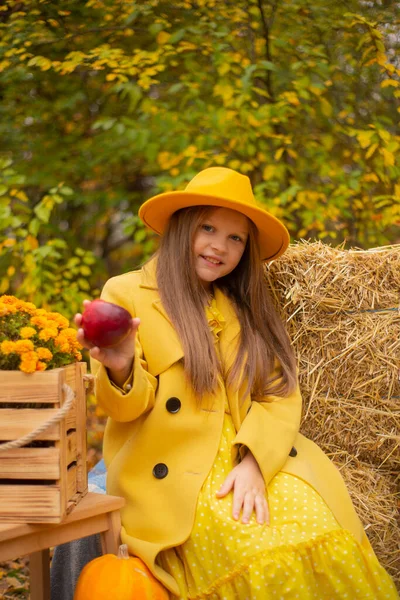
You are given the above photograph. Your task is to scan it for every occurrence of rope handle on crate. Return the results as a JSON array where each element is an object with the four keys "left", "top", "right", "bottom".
[
  {"left": 0, "top": 383, "right": 75, "bottom": 452},
  {"left": 0, "top": 372, "right": 96, "bottom": 452}
]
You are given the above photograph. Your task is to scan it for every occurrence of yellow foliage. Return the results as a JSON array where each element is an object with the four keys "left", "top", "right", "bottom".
[
  {"left": 357, "top": 130, "right": 375, "bottom": 149},
  {"left": 380, "top": 148, "right": 395, "bottom": 166},
  {"left": 263, "top": 165, "right": 277, "bottom": 180},
  {"left": 218, "top": 63, "right": 230, "bottom": 76},
  {"left": 363, "top": 173, "right": 379, "bottom": 183},
  {"left": 247, "top": 114, "right": 261, "bottom": 127},
  {"left": 381, "top": 79, "right": 399, "bottom": 88},
  {"left": 280, "top": 91, "right": 300, "bottom": 106},
  {"left": 157, "top": 31, "right": 171, "bottom": 45},
  {"left": 213, "top": 83, "right": 234, "bottom": 105},
  {"left": 365, "top": 143, "right": 378, "bottom": 159},
  {"left": 320, "top": 97, "right": 333, "bottom": 117}
]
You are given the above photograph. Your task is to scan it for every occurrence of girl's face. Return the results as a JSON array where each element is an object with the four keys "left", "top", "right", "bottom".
[{"left": 193, "top": 207, "right": 249, "bottom": 290}]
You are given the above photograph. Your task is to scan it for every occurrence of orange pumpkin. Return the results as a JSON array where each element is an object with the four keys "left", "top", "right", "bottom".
[{"left": 73, "top": 544, "right": 169, "bottom": 600}]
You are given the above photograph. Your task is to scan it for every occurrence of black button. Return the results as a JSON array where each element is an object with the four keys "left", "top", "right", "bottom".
[
  {"left": 289, "top": 447, "right": 297, "bottom": 457},
  {"left": 153, "top": 463, "right": 168, "bottom": 479},
  {"left": 166, "top": 397, "right": 181, "bottom": 413}
]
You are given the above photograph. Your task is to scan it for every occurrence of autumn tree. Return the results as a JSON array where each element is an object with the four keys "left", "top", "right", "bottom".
[{"left": 0, "top": 0, "right": 399, "bottom": 314}]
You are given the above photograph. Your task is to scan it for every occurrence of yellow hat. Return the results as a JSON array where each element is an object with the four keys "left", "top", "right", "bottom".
[{"left": 139, "top": 167, "right": 290, "bottom": 261}]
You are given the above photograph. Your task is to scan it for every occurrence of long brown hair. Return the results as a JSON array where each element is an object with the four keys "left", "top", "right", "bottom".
[{"left": 155, "top": 206, "right": 297, "bottom": 401}]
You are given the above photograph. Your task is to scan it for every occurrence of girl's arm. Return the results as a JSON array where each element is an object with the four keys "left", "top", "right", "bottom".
[
  {"left": 232, "top": 374, "right": 302, "bottom": 489},
  {"left": 77, "top": 276, "right": 158, "bottom": 423}
]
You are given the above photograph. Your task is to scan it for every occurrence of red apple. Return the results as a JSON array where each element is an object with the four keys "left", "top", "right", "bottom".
[{"left": 81, "top": 299, "right": 132, "bottom": 348}]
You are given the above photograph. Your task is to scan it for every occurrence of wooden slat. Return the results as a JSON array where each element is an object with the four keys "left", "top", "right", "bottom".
[
  {"left": 67, "top": 465, "right": 77, "bottom": 500},
  {"left": 0, "top": 368, "right": 63, "bottom": 404},
  {"left": 66, "top": 431, "right": 77, "bottom": 466},
  {"left": 0, "top": 484, "right": 61, "bottom": 523},
  {"left": 0, "top": 447, "right": 60, "bottom": 479},
  {"left": 75, "top": 363, "right": 88, "bottom": 494},
  {"left": 0, "top": 409, "right": 61, "bottom": 441}
]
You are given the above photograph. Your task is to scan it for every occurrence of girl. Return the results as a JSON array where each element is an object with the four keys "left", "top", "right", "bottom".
[{"left": 75, "top": 167, "right": 398, "bottom": 599}]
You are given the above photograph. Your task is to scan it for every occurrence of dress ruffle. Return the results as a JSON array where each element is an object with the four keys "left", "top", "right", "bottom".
[
  {"left": 173, "top": 529, "right": 395, "bottom": 600},
  {"left": 205, "top": 297, "right": 225, "bottom": 342}
]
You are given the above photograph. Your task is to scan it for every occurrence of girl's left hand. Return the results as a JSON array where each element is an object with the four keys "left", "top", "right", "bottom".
[{"left": 216, "top": 451, "right": 269, "bottom": 525}]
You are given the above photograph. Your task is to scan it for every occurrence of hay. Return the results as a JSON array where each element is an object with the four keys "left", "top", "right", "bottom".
[
  {"left": 337, "top": 453, "right": 399, "bottom": 586},
  {"left": 266, "top": 241, "right": 400, "bottom": 586}
]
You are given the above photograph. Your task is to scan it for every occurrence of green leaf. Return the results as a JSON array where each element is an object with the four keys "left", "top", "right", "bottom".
[
  {"left": 60, "top": 186, "right": 74, "bottom": 195},
  {"left": 78, "top": 278, "right": 90, "bottom": 291},
  {"left": 168, "top": 29, "right": 185, "bottom": 44},
  {"left": 28, "top": 218, "right": 41, "bottom": 236}
]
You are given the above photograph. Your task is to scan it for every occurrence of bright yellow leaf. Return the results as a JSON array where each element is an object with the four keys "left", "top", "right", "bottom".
[
  {"left": 357, "top": 130, "right": 375, "bottom": 149},
  {"left": 381, "top": 148, "right": 395, "bottom": 166},
  {"left": 157, "top": 31, "right": 171, "bottom": 45},
  {"left": 320, "top": 98, "right": 332, "bottom": 117},
  {"left": 274, "top": 147, "right": 285, "bottom": 161},
  {"left": 365, "top": 143, "right": 378, "bottom": 159},
  {"left": 381, "top": 79, "right": 399, "bottom": 88},
  {"left": 363, "top": 173, "right": 379, "bottom": 183},
  {"left": 213, "top": 83, "right": 234, "bottom": 105},
  {"left": 218, "top": 63, "right": 230, "bottom": 76},
  {"left": 247, "top": 114, "right": 261, "bottom": 127}
]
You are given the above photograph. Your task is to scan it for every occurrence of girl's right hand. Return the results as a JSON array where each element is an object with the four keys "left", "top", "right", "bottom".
[{"left": 74, "top": 300, "right": 140, "bottom": 385}]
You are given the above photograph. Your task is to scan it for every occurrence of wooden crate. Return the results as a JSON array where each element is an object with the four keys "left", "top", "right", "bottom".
[{"left": 0, "top": 362, "right": 88, "bottom": 523}]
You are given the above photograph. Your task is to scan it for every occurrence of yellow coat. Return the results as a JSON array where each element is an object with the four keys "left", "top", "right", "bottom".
[{"left": 92, "top": 259, "right": 370, "bottom": 596}]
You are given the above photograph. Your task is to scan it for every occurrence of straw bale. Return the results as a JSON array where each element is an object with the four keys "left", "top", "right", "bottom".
[
  {"left": 336, "top": 453, "right": 399, "bottom": 587},
  {"left": 265, "top": 241, "right": 399, "bottom": 585},
  {"left": 266, "top": 242, "right": 400, "bottom": 470},
  {"left": 266, "top": 240, "right": 400, "bottom": 312}
]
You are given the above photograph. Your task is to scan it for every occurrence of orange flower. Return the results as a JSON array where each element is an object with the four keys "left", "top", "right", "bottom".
[
  {"left": 55, "top": 334, "right": 71, "bottom": 353},
  {"left": 62, "top": 327, "right": 79, "bottom": 340},
  {"left": 0, "top": 296, "right": 35, "bottom": 314},
  {"left": 36, "top": 347, "right": 53, "bottom": 361},
  {"left": 39, "top": 328, "right": 58, "bottom": 341},
  {"left": 0, "top": 340, "right": 17, "bottom": 354},
  {"left": 20, "top": 360, "right": 37, "bottom": 374},
  {"left": 0, "top": 303, "right": 17, "bottom": 315},
  {"left": 19, "top": 350, "right": 39, "bottom": 374},
  {"left": 30, "top": 315, "right": 49, "bottom": 328},
  {"left": 47, "top": 312, "right": 69, "bottom": 328},
  {"left": 0, "top": 295, "right": 81, "bottom": 371},
  {"left": 15, "top": 339, "right": 34, "bottom": 354},
  {"left": 20, "top": 326, "right": 37, "bottom": 339},
  {"left": 0, "top": 295, "right": 17, "bottom": 305}
]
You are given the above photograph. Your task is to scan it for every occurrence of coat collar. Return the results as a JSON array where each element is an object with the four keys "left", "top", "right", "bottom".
[
  {"left": 139, "top": 256, "right": 159, "bottom": 291},
  {"left": 138, "top": 257, "right": 179, "bottom": 326}
]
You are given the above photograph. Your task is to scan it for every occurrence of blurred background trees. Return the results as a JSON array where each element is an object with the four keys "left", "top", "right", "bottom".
[{"left": 1, "top": 0, "right": 399, "bottom": 317}]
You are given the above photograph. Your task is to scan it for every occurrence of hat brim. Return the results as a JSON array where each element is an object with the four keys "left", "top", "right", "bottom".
[{"left": 139, "top": 191, "right": 290, "bottom": 261}]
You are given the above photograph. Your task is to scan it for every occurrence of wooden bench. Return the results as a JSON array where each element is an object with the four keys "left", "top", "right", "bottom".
[{"left": 0, "top": 492, "right": 125, "bottom": 600}]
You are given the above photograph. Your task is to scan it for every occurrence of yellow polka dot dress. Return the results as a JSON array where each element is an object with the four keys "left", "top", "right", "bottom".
[{"left": 158, "top": 298, "right": 398, "bottom": 600}]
